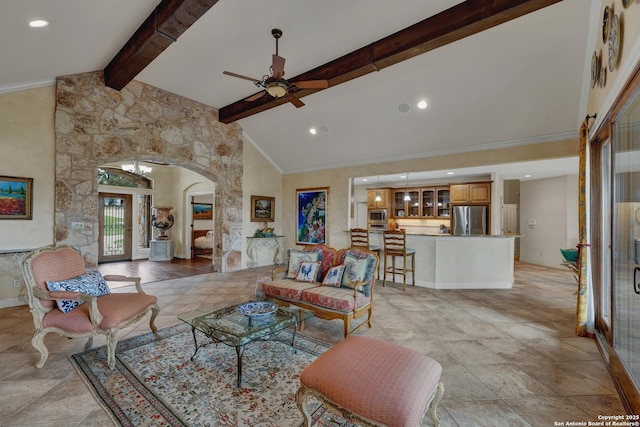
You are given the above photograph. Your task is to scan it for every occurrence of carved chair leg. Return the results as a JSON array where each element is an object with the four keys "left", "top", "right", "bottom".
[
  {"left": 106, "top": 331, "right": 118, "bottom": 369},
  {"left": 343, "top": 317, "right": 350, "bottom": 338},
  {"left": 31, "top": 330, "right": 48, "bottom": 369},
  {"left": 149, "top": 305, "right": 159, "bottom": 333},
  {"left": 367, "top": 307, "right": 373, "bottom": 328},
  {"left": 295, "top": 386, "right": 313, "bottom": 427},
  {"left": 429, "top": 382, "right": 445, "bottom": 427}
]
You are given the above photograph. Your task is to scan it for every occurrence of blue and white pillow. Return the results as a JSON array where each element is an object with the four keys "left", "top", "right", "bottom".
[
  {"left": 46, "top": 270, "right": 110, "bottom": 313},
  {"left": 295, "top": 261, "right": 322, "bottom": 283},
  {"left": 322, "top": 265, "right": 344, "bottom": 287},
  {"left": 286, "top": 249, "right": 321, "bottom": 279},
  {"left": 341, "top": 252, "right": 373, "bottom": 295}
]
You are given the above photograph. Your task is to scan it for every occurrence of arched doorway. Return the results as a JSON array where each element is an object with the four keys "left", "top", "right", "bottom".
[{"left": 54, "top": 72, "right": 243, "bottom": 271}]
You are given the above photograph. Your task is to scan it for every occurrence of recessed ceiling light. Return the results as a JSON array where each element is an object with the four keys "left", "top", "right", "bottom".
[
  {"left": 319, "top": 125, "right": 329, "bottom": 133},
  {"left": 309, "top": 127, "right": 317, "bottom": 135},
  {"left": 398, "top": 103, "right": 411, "bottom": 113},
  {"left": 29, "top": 19, "right": 49, "bottom": 28},
  {"left": 400, "top": 174, "right": 407, "bottom": 179},
  {"left": 417, "top": 100, "right": 428, "bottom": 109},
  {"left": 524, "top": 174, "right": 532, "bottom": 178},
  {"left": 362, "top": 178, "right": 368, "bottom": 182},
  {"left": 446, "top": 171, "right": 454, "bottom": 175}
]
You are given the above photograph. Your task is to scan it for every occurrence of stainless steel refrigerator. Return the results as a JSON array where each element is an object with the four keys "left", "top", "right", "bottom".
[{"left": 452, "top": 205, "right": 487, "bottom": 235}]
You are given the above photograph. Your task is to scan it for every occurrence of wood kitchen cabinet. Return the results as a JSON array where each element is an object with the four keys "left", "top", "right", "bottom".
[
  {"left": 367, "top": 188, "right": 391, "bottom": 209},
  {"left": 450, "top": 182, "right": 491, "bottom": 204},
  {"left": 393, "top": 189, "right": 420, "bottom": 217},
  {"left": 393, "top": 187, "right": 450, "bottom": 218},
  {"left": 435, "top": 187, "right": 451, "bottom": 218}
]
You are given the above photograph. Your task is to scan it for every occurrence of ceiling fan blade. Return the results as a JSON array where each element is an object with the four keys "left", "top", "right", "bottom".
[
  {"left": 223, "top": 71, "right": 261, "bottom": 83},
  {"left": 272, "top": 54, "right": 285, "bottom": 77},
  {"left": 245, "top": 92, "right": 266, "bottom": 102},
  {"left": 292, "top": 80, "right": 329, "bottom": 89},
  {"left": 287, "top": 93, "right": 305, "bottom": 108}
]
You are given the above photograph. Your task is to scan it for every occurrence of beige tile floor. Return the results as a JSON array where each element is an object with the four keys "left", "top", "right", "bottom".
[{"left": 0, "top": 262, "right": 625, "bottom": 426}]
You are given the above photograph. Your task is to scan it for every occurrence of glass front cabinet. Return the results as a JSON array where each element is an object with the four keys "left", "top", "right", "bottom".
[
  {"left": 436, "top": 188, "right": 450, "bottom": 218},
  {"left": 393, "top": 187, "right": 450, "bottom": 218}
]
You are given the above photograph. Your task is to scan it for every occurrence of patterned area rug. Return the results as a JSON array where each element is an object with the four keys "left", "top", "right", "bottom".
[{"left": 70, "top": 323, "right": 356, "bottom": 426}]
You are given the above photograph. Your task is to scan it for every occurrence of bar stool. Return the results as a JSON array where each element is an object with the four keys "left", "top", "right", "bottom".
[
  {"left": 383, "top": 229, "right": 415, "bottom": 291},
  {"left": 349, "top": 228, "right": 381, "bottom": 278}
]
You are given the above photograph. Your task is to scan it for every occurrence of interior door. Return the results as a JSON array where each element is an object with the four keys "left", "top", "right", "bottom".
[{"left": 99, "top": 193, "right": 132, "bottom": 262}]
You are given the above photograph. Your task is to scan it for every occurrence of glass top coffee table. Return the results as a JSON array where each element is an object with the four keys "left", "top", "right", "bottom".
[{"left": 178, "top": 301, "right": 314, "bottom": 387}]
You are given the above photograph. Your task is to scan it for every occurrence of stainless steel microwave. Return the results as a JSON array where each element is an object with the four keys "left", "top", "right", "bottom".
[{"left": 368, "top": 209, "right": 387, "bottom": 222}]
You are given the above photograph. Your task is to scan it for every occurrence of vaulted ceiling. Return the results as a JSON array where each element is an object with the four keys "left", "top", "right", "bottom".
[{"left": 1, "top": 0, "right": 592, "bottom": 179}]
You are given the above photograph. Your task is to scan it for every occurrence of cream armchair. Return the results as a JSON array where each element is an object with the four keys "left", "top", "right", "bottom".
[{"left": 22, "top": 245, "right": 159, "bottom": 369}]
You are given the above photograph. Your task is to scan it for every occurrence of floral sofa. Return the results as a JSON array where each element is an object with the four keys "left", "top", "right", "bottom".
[{"left": 262, "top": 244, "right": 379, "bottom": 337}]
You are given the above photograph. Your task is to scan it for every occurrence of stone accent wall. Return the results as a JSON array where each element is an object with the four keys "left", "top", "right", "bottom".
[{"left": 55, "top": 71, "right": 243, "bottom": 271}]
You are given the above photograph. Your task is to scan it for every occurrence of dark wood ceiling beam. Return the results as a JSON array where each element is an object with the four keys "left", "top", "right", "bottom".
[
  {"left": 218, "top": 0, "right": 561, "bottom": 124},
  {"left": 104, "top": 0, "right": 220, "bottom": 90}
]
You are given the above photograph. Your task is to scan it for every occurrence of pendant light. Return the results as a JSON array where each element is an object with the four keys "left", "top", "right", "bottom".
[
  {"left": 374, "top": 176, "right": 382, "bottom": 202},
  {"left": 403, "top": 173, "right": 411, "bottom": 201}
]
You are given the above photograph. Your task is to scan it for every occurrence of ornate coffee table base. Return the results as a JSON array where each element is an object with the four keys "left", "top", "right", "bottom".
[
  {"left": 187, "top": 323, "right": 299, "bottom": 387},
  {"left": 179, "top": 302, "right": 311, "bottom": 387}
]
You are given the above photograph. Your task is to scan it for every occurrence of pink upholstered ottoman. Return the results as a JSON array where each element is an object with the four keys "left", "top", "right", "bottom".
[{"left": 296, "top": 336, "right": 444, "bottom": 427}]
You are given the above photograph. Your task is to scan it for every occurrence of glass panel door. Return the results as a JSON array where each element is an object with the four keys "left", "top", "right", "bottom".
[
  {"left": 422, "top": 189, "right": 435, "bottom": 217},
  {"left": 99, "top": 193, "right": 132, "bottom": 262},
  {"left": 437, "top": 189, "right": 450, "bottom": 218},
  {"left": 612, "top": 94, "right": 640, "bottom": 389},
  {"left": 600, "top": 140, "right": 612, "bottom": 335},
  {"left": 137, "top": 194, "right": 152, "bottom": 250},
  {"left": 407, "top": 190, "right": 420, "bottom": 217}
]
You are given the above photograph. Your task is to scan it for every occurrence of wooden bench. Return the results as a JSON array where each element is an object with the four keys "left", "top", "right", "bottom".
[{"left": 296, "top": 335, "right": 444, "bottom": 427}]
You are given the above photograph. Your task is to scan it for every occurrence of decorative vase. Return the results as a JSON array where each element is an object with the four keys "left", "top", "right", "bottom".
[{"left": 152, "top": 206, "right": 174, "bottom": 240}]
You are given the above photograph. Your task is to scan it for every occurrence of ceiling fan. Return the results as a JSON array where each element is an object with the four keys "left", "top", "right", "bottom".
[{"left": 223, "top": 28, "right": 329, "bottom": 108}]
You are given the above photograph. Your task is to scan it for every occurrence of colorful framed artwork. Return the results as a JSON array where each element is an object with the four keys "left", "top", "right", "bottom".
[
  {"left": 0, "top": 176, "right": 33, "bottom": 220},
  {"left": 296, "top": 187, "right": 328, "bottom": 245},
  {"left": 193, "top": 203, "right": 213, "bottom": 220},
  {"left": 251, "top": 195, "right": 275, "bottom": 222}
]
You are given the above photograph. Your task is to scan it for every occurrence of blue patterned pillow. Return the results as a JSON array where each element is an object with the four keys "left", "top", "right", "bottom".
[
  {"left": 295, "top": 261, "right": 322, "bottom": 283},
  {"left": 46, "top": 270, "right": 110, "bottom": 313},
  {"left": 341, "top": 251, "right": 374, "bottom": 296},
  {"left": 286, "top": 249, "right": 321, "bottom": 279},
  {"left": 322, "top": 265, "right": 344, "bottom": 287}
]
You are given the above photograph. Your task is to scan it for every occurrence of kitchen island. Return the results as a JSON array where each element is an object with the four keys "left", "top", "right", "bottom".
[{"left": 369, "top": 232, "right": 518, "bottom": 289}]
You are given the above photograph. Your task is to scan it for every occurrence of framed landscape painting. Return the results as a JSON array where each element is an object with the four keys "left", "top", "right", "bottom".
[
  {"left": 0, "top": 176, "right": 33, "bottom": 220},
  {"left": 251, "top": 195, "right": 275, "bottom": 222},
  {"left": 193, "top": 203, "right": 213, "bottom": 220},
  {"left": 296, "top": 187, "right": 328, "bottom": 245}
]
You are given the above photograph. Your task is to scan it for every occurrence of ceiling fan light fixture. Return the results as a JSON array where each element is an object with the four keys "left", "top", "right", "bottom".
[{"left": 266, "top": 80, "right": 288, "bottom": 98}]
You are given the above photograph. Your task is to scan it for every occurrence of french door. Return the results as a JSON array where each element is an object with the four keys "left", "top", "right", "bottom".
[
  {"left": 611, "top": 96, "right": 640, "bottom": 398},
  {"left": 591, "top": 67, "right": 640, "bottom": 411},
  {"left": 99, "top": 193, "right": 132, "bottom": 262}
]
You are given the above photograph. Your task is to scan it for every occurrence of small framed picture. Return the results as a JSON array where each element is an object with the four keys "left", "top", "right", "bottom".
[
  {"left": 0, "top": 176, "right": 33, "bottom": 220},
  {"left": 193, "top": 203, "right": 213, "bottom": 220},
  {"left": 251, "top": 195, "right": 275, "bottom": 222}
]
